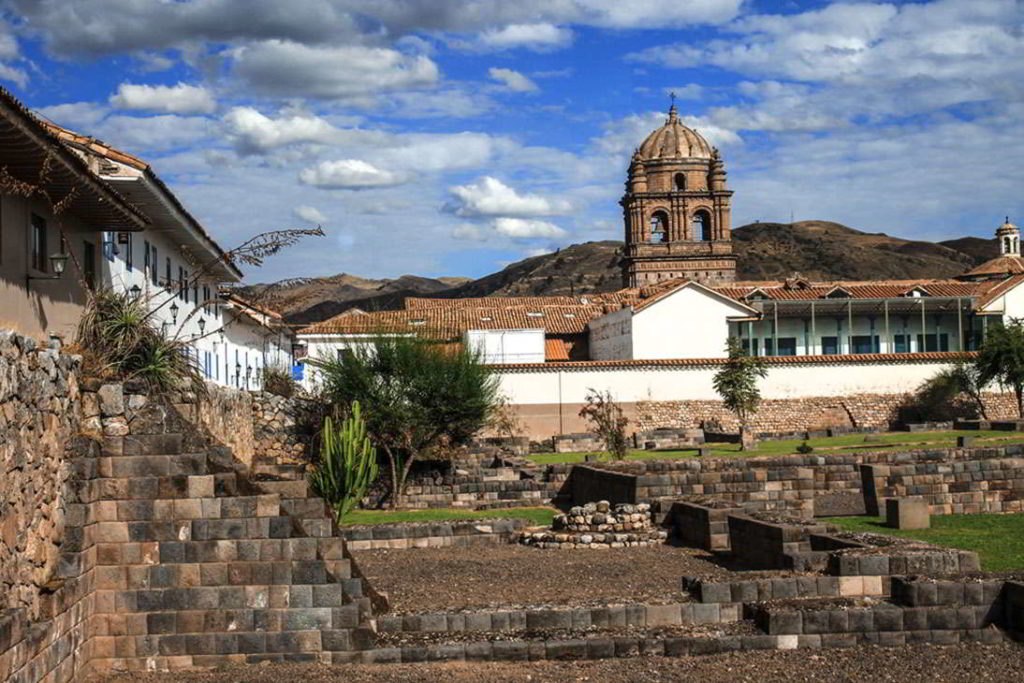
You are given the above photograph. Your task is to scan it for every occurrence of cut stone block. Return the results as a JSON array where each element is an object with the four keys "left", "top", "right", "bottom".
[{"left": 885, "top": 497, "right": 930, "bottom": 530}]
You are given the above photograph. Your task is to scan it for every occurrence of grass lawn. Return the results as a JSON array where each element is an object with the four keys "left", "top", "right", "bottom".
[
  {"left": 340, "top": 506, "right": 557, "bottom": 527},
  {"left": 529, "top": 429, "right": 1024, "bottom": 465},
  {"left": 821, "top": 514, "right": 1024, "bottom": 572}
]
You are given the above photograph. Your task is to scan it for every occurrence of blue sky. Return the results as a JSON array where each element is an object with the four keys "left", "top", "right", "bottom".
[{"left": 1, "top": 0, "right": 1021, "bottom": 282}]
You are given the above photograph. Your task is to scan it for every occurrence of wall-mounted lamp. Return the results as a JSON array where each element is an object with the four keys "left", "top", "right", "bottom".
[
  {"left": 169, "top": 302, "right": 179, "bottom": 323},
  {"left": 198, "top": 317, "right": 206, "bottom": 335},
  {"left": 129, "top": 284, "right": 142, "bottom": 298},
  {"left": 26, "top": 252, "right": 70, "bottom": 284}
]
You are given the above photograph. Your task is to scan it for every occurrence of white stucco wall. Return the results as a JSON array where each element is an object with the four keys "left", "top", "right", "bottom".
[
  {"left": 494, "top": 358, "right": 958, "bottom": 405},
  {"left": 631, "top": 286, "right": 753, "bottom": 359},
  {"left": 983, "top": 280, "right": 1024, "bottom": 319}
]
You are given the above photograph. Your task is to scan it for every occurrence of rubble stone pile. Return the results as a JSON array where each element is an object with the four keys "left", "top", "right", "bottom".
[{"left": 520, "top": 501, "right": 668, "bottom": 548}]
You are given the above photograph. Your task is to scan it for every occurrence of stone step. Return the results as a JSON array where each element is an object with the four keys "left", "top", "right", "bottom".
[
  {"left": 91, "top": 536, "right": 347, "bottom": 566},
  {"left": 256, "top": 480, "right": 313, "bottom": 499},
  {"left": 373, "top": 601, "right": 742, "bottom": 637},
  {"left": 354, "top": 619, "right": 769, "bottom": 665},
  {"left": 172, "top": 537, "right": 345, "bottom": 563},
  {"left": 84, "top": 494, "right": 284, "bottom": 523},
  {"left": 79, "top": 473, "right": 243, "bottom": 503},
  {"left": 92, "top": 558, "right": 353, "bottom": 590},
  {"left": 82, "top": 514, "right": 329, "bottom": 546},
  {"left": 93, "top": 578, "right": 368, "bottom": 615},
  {"left": 279, "top": 498, "right": 328, "bottom": 519},
  {"left": 87, "top": 623, "right": 378, "bottom": 672}
]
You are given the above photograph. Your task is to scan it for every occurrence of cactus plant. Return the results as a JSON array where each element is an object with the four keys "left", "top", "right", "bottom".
[{"left": 308, "top": 401, "right": 379, "bottom": 524}]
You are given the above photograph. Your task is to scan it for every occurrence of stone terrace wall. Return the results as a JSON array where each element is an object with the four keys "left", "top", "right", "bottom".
[
  {"left": 0, "top": 331, "right": 82, "bottom": 619},
  {"left": 251, "top": 392, "right": 324, "bottom": 477},
  {"left": 197, "top": 384, "right": 254, "bottom": 465},
  {"left": 634, "top": 393, "right": 1018, "bottom": 435},
  {"left": 573, "top": 445, "right": 1024, "bottom": 515},
  {"left": 862, "top": 458, "right": 1024, "bottom": 515}
]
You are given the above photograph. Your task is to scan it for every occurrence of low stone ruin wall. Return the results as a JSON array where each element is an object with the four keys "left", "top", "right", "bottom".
[
  {"left": 520, "top": 501, "right": 668, "bottom": 548},
  {"left": 726, "top": 515, "right": 835, "bottom": 571},
  {"left": 632, "top": 392, "right": 1019, "bottom": 435},
  {"left": 671, "top": 501, "right": 744, "bottom": 551},
  {"left": 632, "top": 428, "right": 704, "bottom": 450},
  {"left": 569, "top": 444, "right": 1024, "bottom": 517},
  {"left": 861, "top": 458, "right": 1024, "bottom": 515},
  {"left": 339, "top": 518, "right": 527, "bottom": 550}
]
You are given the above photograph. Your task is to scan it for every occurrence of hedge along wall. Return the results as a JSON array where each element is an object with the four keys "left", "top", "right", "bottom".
[{"left": 569, "top": 444, "right": 1024, "bottom": 515}]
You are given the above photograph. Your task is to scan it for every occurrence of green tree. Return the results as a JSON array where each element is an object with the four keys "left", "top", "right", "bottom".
[
  {"left": 308, "top": 401, "right": 379, "bottom": 524},
  {"left": 975, "top": 319, "right": 1024, "bottom": 417},
  {"left": 712, "top": 337, "right": 768, "bottom": 449},
  {"left": 312, "top": 335, "right": 498, "bottom": 505}
]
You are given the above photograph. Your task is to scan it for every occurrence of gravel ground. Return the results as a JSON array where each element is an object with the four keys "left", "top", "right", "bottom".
[
  {"left": 96, "top": 643, "right": 1024, "bottom": 682},
  {"left": 354, "top": 544, "right": 746, "bottom": 612}
]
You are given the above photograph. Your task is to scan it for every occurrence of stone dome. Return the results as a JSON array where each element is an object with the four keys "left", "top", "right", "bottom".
[{"left": 637, "top": 104, "right": 713, "bottom": 161}]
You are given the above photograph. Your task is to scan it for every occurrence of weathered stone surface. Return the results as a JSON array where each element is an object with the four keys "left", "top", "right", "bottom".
[{"left": 98, "top": 383, "right": 125, "bottom": 416}]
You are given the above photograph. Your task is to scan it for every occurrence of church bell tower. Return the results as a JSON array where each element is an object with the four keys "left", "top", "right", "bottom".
[{"left": 620, "top": 104, "right": 736, "bottom": 287}]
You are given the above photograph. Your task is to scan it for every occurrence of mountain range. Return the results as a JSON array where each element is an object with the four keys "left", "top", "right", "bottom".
[{"left": 246, "top": 221, "right": 999, "bottom": 325}]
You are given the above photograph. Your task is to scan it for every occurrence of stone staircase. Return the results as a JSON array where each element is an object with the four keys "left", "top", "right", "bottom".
[{"left": 58, "top": 426, "right": 379, "bottom": 675}]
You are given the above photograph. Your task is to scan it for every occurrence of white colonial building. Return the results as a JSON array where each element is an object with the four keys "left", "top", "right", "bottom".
[{"left": 12, "top": 110, "right": 297, "bottom": 389}]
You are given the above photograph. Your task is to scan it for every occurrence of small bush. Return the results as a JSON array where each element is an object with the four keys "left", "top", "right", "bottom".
[
  {"left": 579, "top": 388, "right": 629, "bottom": 460},
  {"left": 796, "top": 441, "right": 814, "bottom": 454},
  {"left": 75, "top": 288, "right": 204, "bottom": 394},
  {"left": 263, "top": 364, "right": 297, "bottom": 397}
]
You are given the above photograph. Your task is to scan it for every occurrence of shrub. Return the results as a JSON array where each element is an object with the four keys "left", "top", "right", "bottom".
[
  {"left": 308, "top": 401, "right": 379, "bottom": 524},
  {"left": 579, "top": 388, "right": 629, "bottom": 460},
  {"left": 262, "top": 364, "right": 297, "bottom": 397},
  {"left": 311, "top": 334, "right": 498, "bottom": 505},
  {"left": 796, "top": 441, "right": 814, "bottom": 454},
  {"left": 75, "top": 287, "right": 204, "bottom": 393}
]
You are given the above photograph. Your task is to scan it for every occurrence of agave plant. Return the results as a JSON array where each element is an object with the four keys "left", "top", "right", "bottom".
[
  {"left": 75, "top": 287, "right": 205, "bottom": 393},
  {"left": 309, "top": 401, "right": 379, "bottom": 524}
]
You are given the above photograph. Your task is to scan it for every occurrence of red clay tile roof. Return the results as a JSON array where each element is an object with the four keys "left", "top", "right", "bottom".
[
  {"left": 545, "top": 338, "right": 570, "bottom": 361},
  {"left": 963, "top": 255, "right": 1024, "bottom": 278},
  {"left": 714, "top": 279, "right": 994, "bottom": 302},
  {"left": 978, "top": 274, "right": 1024, "bottom": 309},
  {"left": 299, "top": 305, "right": 607, "bottom": 337},
  {"left": 301, "top": 275, "right": 1022, "bottom": 341}
]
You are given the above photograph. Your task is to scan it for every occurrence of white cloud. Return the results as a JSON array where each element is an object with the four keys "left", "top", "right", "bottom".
[
  {"left": 525, "top": 246, "right": 555, "bottom": 257},
  {"left": 110, "top": 82, "right": 217, "bottom": 114},
  {"left": 231, "top": 40, "right": 440, "bottom": 99},
  {"left": 478, "top": 23, "right": 572, "bottom": 51},
  {"left": 492, "top": 217, "right": 566, "bottom": 239},
  {"left": 376, "top": 132, "right": 503, "bottom": 172},
  {"left": 488, "top": 67, "right": 539, "bottom": 93},
  {"left": 293, "top": 205, "right": 327, "bottom": 224},
  {"left": 447, "top": 176, "right": 571, "bottom": 217},
  {"left": 299, "top": 159, "right": 408, "bottom": 189},
  {"left": 629, "top": 0, "right": 1024, "bottom": 129},
  {"left": 223, "top": 106, "right": 344, "bottom": 154},
  {"left": 662, "top": 84, "right": 705, "bottom": 100},
  {"left": 452, "top": 223, "right": 486, "bottom": 241},
  {"left": 36, "top": 101, "right": 111, "bottom": 130}
]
